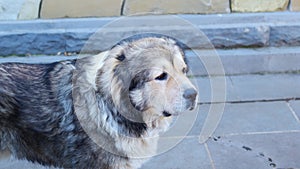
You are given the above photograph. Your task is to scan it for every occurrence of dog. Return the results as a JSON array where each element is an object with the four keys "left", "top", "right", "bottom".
[{"left": 0, "top": 34, "right": 198, "bottom": 169}]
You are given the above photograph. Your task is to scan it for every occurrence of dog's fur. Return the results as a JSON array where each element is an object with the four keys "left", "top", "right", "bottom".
[{"left": 0, "top": 35, "right": 197, "bottom": 169}]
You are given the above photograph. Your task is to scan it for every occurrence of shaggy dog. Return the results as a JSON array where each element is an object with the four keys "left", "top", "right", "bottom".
[{"left": 0, "top": 34, "right": 198, "bottom": 169}]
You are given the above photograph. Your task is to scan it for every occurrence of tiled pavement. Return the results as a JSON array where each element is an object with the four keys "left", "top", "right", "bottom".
[
  {"left": 144, "top": 72, "right": 300, "bottom": 169},
  {"left": 0, "top": 56, "right": 300, "bottom": 169}
]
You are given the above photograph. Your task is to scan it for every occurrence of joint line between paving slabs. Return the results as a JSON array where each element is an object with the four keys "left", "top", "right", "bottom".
[
  {"left": 287, "top": 102, "right": 300, "bottom": 124},
  {"left": 224, "top": 130, "right": 300, "bottom": 137},
  {"left": 204, "top": 143, "right": 216, "bottom": 169}
]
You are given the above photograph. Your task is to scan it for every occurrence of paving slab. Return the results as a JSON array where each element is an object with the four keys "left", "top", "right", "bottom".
[
  {"left": 194, "top": 74, "right": 300, "bottom": 103},
  {"left": 187, "top": 104, "right": 210, "bottom": 136},
  {"left": 195, "top": 76, "right": 236, "bottom": 104},
  {"left": 0, "top": 159, "right": 51, "bottom": 169},
  {"left": 0, "top": 149, "right": 53, "bottom": 169},
  {"left": 213, "top": 102, "right": 300, "bottom": 136},
  {"left": 142, "top": 137, "right": 213, "bottom": 169},
  {"left": 187, "top": 47, "right": 300, "bottom": 76},
  {"left": 289, "top": 100, "right": 300, "bottom": 121},
  {"left": 207, "top": 132, "right": 300, "bottom": 169},
  {"left": 0, "top": 55, "right": 77, "bottom": 64},
  {"left": 229, "top": 74, "right": 300, "bottom": 102}
]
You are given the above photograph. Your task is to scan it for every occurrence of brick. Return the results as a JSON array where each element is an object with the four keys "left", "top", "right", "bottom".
[
  {"left": 123, "top": 0, "right": 229, "bottom": 15},
  {"left": 40, "top": 0, "right": 122, "bottom": 18},
  {"left": 231, "top": 0, "right": 289, "bottom": 12},
  {"left": 291, "top": 0, "right": 300, "bottom": 11}
]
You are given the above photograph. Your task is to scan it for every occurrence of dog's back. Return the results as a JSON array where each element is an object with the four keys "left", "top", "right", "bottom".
[{"left": 0, "top": 62, "right": 57, "bottom": 127}]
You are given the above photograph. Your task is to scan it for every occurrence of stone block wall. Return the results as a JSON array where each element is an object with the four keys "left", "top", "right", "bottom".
[
  {"left": 0, "top": 0, "right": 299, "bottom": 20},
  {"left": 231, "top": 0, "right": 289, "bottom": 12}
]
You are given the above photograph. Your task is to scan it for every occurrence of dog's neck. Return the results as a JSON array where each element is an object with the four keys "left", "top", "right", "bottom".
[
  {"left": 95, "top": 93, "right": 172, "bottom": 138},
  {"left": 96, "top": 94, "right": 147, "bottom": 137}
]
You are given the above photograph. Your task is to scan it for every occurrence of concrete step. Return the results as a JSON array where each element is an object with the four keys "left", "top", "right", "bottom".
[
  {"left": 1, "top": 12, "right": 300, "bottom": 56},
  {"left": 1, "top": 46, "right": 300, "bottom": 76},
  {"left": 188, "top": 46, "right": 300, "bottom": 76},
  {"left": 195, "top": 74, "right": 300, "bottom": 104}
]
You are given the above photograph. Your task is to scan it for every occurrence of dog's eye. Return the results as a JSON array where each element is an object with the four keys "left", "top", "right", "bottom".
[{"left": 155, "top": 72, "right": 168, "bottom": 80}]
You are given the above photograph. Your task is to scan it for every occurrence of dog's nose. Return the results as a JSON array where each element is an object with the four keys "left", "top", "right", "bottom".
[{"left": 183, "top": 88, "right": 197, "bottom": 101}]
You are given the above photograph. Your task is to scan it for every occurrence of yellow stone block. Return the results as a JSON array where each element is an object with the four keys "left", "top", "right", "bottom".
[
  {"left": 40, "top": 0, "right": 122, "bottom": 18},
  {"left": 123, "top": 0, "right": 230, "bottom": 15},
  {"left": 291, "top": 0, "right": 300, "bottom": 11},
  {"left": 231, "top": 0, "right": 289, "bottom": 12}
]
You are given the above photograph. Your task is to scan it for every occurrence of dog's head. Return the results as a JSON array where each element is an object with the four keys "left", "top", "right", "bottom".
[{"left": 97, "top": 34, "right": 198, "bottom": 123}]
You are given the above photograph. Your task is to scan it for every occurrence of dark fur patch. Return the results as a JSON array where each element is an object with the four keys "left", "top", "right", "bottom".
[
  {"left": 116, "top": 53, "right": 126, "bottom": 61},
  {"left": 129, "top": 70, "right": 150, "bottom": 91}
]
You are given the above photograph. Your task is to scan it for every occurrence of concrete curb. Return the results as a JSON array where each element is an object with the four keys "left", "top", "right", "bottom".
[{"left": 1, "top": 12, "right": 300, "bottom": 56}]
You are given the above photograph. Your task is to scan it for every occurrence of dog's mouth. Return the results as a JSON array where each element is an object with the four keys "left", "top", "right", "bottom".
[
  {"left": 162, "top": 111, "right": 181, "bottom": 117},
  {"left": 163, "top": 102, "right": 197, "bottom": 117},
  {"left": 163, "top": 111, "right": 172, "bottom": 117}
]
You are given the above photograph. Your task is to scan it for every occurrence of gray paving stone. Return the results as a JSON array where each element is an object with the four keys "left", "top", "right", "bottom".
[
  {"left": 187, "top": 47, "right": 300, "bottom": 76},
  {"left": 0, "top": 55, "right": 77, "bottom": 64},
  {"left": 0, "top": 159, "right": 52, "bottom": 169},
  {"left": 270, "top": 25, "right": 300, "bottom": 47},
  {"left": 289, "top": 100, "right": 300, "bottom": 120},
  {"left": 143, "top": 137, "right": 213, "bottom": 169},
  {"left": 213, "top": 102, "right": 300, "bottom": 136},
  {"left": 207, "top": 132, "right": 300, "bottom": 169},
  {"left": 0, "top": 31, "right": 66, "bottom": 56},
  {"left": 229, "top": 74, "right": 300, "bottom": 102},
  {"left": 187, "top": 104, "right": 210, "bottom": 136},
  {"left": 195, "top": 76, "right": 237, "bottom": 103},
  {"left": 0, "top": 149, "right": 53, "bottom": 169},
  {"left": 194, "top": 74, "right": 300, "bottom": 104},
  {"left": 202, "top": 25, "right": 269, "bottom": 48}
]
